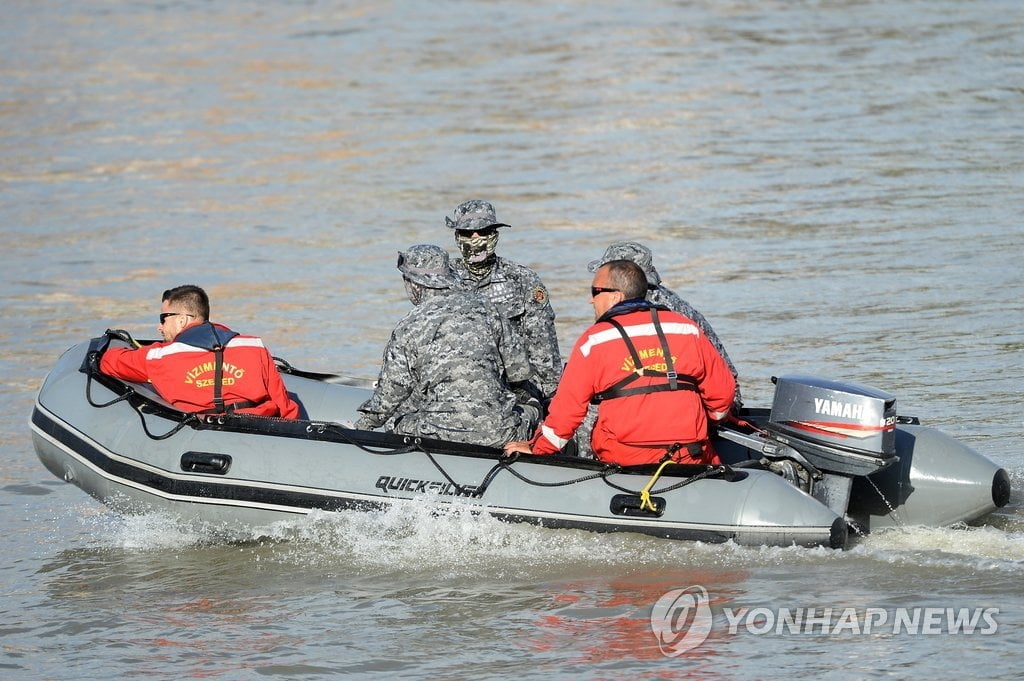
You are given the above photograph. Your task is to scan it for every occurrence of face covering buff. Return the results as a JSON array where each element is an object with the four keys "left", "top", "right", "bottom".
[{"left": 456, "top": 231, "right": 499, "bottom": 277}]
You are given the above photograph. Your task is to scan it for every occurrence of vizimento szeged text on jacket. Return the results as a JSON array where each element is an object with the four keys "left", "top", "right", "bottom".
[{"left": 99, "top": 321, "right": 300, "bottom": 419}]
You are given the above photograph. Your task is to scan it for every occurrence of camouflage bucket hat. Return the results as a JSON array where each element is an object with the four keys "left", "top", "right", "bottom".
[
  {"left": 397, "top": 244, "right": 459, "bottom": 289},
  {"left": 587, "top": 241, "right": 662, "bottom": 286},
  {"left": 445, "top": 199, "right": 511, "bottom": 232}
]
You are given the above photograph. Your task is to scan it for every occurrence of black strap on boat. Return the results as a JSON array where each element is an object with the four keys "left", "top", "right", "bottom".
[{"left": 591, "top": 310, "right": 699, "bottom": 404}]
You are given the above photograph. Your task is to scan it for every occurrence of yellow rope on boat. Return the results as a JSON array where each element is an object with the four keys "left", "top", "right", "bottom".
[{"left": 639, "top": 458, "right": 674, "bottom": 512}]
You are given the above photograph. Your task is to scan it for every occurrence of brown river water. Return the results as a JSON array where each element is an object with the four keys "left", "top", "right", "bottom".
[{"left": 2, "top": 1, "right": 1022, "bottom": 679}]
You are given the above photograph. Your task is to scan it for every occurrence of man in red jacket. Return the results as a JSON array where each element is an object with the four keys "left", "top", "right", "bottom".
[
  {"left": 100, "top": 284, "right": 301, "bottom": 419},
  {"left": 504, "top": 260, "right": 735, "bottom": 466}
]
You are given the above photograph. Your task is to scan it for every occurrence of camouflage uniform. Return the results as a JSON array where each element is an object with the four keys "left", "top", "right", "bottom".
[
  {"left": 447, "top": 200, "right": 562, "bottom": 398},
  {"left": 452, "top": 256, "right": 561, "bottom": 397},
  {"left": 646, "top": 284, "right": 740, "bottom": 400},
  {"left": 355, "top": 245, "right": 537, "bottom": 448}
]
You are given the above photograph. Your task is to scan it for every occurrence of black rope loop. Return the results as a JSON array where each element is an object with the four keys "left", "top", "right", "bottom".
[
  {"left": 139, "top": 415, "right": 197, "bottom": 441},
  {"left": 85, "top": 373, "right": 134, "bottom": 409},
  {"left": 647, "top": 464, "right": 731, "bottom": 495},
  {"left": 424, "top": 451, "right": 470, "bottom": 497},
  {"left": 85, "top": 372, "right": 194, "bottom": 440},
  {"left": 473, "top": 454, "right": 522, "bottom": 498},
  {"left": 498, "top": 461, "right": 618, "bottom": 488},
  {"left": 594, "top": 464, "right": 730, "bottom": 496}
]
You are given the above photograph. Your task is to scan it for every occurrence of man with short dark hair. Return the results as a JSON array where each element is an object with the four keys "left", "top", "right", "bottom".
[
  {"left": 588, "top": 241, "right": 741, "bottom": 404},
  {"left": 505, "top": 260, "right": 736, "bottom": 466},
  {"left": 100, "top": 284, "right": 301, "bottom": 418},
  {"left": 355, "top": 245, "right": 539, "bottom": 447}
]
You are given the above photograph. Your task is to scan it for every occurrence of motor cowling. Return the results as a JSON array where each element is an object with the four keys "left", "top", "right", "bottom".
[{"left": 765, "top": 375, "right": 898, "bottom": 477}]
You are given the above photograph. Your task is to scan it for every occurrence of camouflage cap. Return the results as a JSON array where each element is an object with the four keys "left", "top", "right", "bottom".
[
  {"left": 397, "top": 244, "right": 459, "bottom": 289},
  {"left": 587, "top": 241, "right": 662, "bottom": 285},
  {"left": 445, "top": 199, "right": 511, "bottom": 232}
]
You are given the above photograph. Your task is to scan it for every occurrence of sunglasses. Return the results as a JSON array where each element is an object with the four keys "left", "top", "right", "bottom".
[
  {"left": 455, "top": 226, "right": 498, "bottom": 238},
  {"left": 590, "top": 287, "right": 620, "bottom": 298},
  {"left": 159, "top": 312, "right": 193, "bottom": 324}
]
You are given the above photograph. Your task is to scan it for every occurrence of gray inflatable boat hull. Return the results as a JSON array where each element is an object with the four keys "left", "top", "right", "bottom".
[{"left": 30, "top": 340, "right": 1009, "bottom": 548}]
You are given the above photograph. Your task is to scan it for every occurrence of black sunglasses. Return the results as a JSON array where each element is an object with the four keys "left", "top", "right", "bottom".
[
  {"left": 590, "top": 287, "right": 620, "bottom": 298},
  {"left": 159, "top": 312, "right": 193, "bottom": 323},
  {"left": 455, "top": 226, "right": 498, "bottom": 238}
]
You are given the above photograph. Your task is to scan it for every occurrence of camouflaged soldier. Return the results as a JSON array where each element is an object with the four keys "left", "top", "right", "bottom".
[
  {"left": 446, "top": 200, "right": 561, "bottom": 398},
  {"left": 354, "top": 244, "right": 539, "bottom": 448},
  {"left": 588, "top": 241, "right": 742, "bottom": 404}
]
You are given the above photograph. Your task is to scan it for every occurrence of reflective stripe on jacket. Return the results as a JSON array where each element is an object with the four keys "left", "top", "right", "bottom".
[
  {"left": 533, "top": 305, "right": 735, "bottom": 465},
  {"left": 100, "top": 322, "right": 300, "bottom": 419}
]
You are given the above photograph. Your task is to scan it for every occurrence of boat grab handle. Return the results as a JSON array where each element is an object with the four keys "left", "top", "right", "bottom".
[{"left": 180, "top": 451, "right": 232, "bottom": 475}]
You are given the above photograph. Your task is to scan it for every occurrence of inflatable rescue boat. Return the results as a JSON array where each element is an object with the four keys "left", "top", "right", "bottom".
[{"left": 30, "top": 334, "right": 1011, "bottom": 549}]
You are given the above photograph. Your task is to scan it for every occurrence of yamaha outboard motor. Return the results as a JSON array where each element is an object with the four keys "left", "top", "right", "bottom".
[
  {"left": 760, "top": 376, "right": 899, "bottom": 517},
  {"left": 717, "top": 374, "right": 1010, "bottom": 534},
  {"left": 767, "top": 376, "right": 898, "bottom": 474}
]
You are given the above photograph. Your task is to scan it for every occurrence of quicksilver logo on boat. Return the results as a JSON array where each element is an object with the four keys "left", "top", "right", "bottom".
[{"left": 375, "top": 475, "right": 480, "bottom": 498}]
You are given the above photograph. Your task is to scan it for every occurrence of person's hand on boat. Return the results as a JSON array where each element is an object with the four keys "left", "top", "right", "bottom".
[{"left": 503, "top": 440, "right": 533, "bottom": 456}]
